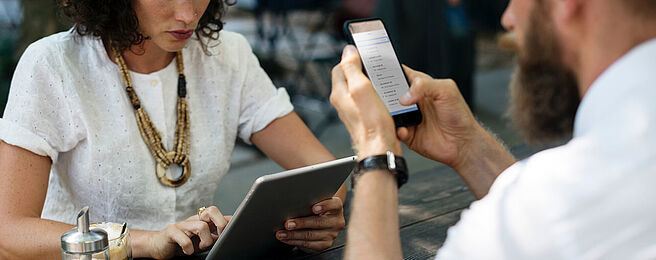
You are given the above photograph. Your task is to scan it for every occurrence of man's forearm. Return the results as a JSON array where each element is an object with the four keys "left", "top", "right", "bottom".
[
  {"left": 453, "top": 124, "right": 516, "bottom": 199},
  {"left": 344, "top": 170, "right": 402, "bottom": 260}
]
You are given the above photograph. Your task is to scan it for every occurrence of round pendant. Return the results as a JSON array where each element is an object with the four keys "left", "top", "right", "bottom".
[{"left": 156, "top": 152, "right": 191, "bottom": 187}]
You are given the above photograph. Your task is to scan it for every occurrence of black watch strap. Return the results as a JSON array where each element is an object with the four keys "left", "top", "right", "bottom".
[{"left": 353, "top": 152, "right": 408, "bottom": 188}]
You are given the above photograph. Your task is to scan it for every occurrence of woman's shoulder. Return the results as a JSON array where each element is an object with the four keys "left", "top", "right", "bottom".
[
  {"left": 208, "top": 30, "right": 251, "bottom": 51},
  {"left": 186, "top": 30, "right": 253, "bottom": 63},
  {"left": 20, "top": 29, "right": 96, "bottom": 66},
  {"left": 218, "top": 30, "right": 250, "bottom": 44}
]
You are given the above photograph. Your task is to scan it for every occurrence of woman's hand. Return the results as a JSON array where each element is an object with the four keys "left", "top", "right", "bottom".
[
  {"left": 146, "top": 206, "right": 230, "bottom": 259},
  {"left": 397, "top": 65, "right": 481, "bottom": 169},
  {"left": 276, "top": 197, "right": 346, "bottom": 253}
]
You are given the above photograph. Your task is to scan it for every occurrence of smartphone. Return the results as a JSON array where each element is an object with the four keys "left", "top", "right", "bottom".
[{"left": 343, "top": 18, "right": 422, "bottom": 127}]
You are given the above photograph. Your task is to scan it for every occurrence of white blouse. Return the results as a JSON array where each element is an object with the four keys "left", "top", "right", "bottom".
[{"left": 0, "top": 30, "right": 293, "bottom": 230}]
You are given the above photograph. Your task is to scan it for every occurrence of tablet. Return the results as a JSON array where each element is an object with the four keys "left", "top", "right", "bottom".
[{"left": 205, "top": 156, "right": 356, "bottom": 259}]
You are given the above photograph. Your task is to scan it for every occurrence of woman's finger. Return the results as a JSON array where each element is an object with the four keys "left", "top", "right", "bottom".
[
  {"left": 286, "top": 214, "right": 345, "bottom": 230},
  {"left": 177, "top": 220, "right": 215, "bottom": 250},
  {"left": 276, "top": 229, "right": 338, "bottom": 241},
  {"left": 166, "top": 224, "right": 195, "bottom": 255},
  {"left": 311, "top": 197, "right": 343, "bottom": 215},
  {"left": 200, "top": 206, "right": 229, "bottom": 234}
]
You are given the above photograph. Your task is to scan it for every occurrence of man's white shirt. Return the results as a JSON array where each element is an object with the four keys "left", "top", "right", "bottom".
[{"left": 436, "top": 38, "right": 656, "bottom": 259}]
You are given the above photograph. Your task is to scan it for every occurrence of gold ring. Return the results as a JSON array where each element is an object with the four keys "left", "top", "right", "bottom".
[{"left": 197, "top": 206, "right": 207, "bottom": 220}]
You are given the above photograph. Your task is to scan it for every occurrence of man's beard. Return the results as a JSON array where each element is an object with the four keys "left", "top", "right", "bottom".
[{"left": 508, "top": 0, "right": 581, "bottom": 145}]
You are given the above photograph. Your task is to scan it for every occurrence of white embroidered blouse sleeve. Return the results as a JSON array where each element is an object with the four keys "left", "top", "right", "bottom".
[
  {"left": 233, "top": 34, "right": 294, "bottom": 144},
  {"left": 0, "top": 40, "right": 86, "bottom": 162}
]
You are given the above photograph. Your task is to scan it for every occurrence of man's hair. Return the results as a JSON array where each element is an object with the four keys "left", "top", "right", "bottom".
[{"left": 59, "top": 0, "right": 236, "bottom": 53}]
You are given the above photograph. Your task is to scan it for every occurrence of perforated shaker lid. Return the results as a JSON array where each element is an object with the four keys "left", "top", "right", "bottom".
[{"left": 61, "top": 206, "right": 109, "bottom": 253}]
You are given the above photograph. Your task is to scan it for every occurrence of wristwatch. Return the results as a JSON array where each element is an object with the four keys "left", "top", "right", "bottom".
[{"left": 352, "top": 151, "right": 408, "bottom": 188}]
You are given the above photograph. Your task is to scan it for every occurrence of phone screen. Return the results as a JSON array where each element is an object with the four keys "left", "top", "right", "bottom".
[{"left": 348, "top": 20, "right": 419, "bottom": 116}]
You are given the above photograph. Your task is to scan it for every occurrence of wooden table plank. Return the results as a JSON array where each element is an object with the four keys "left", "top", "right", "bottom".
[
  {"left": 398, "top": 166, "right": 473, "bottom": 227},
  {"left": 399, "top": 209, "right": 464, "bottom": 260},
  {"left": 297, "top": 209, "right": 465, "bottom": 260}
]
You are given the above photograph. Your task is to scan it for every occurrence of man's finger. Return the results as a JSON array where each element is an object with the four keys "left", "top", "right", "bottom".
[
  {"left": 339, "top": 45, "right": 370, "bottom": 88},
  {"left": 330, "top": 64, "right": 348, "bottom": 108},
  {"left": 400, "top": 65, "right": 437, "bottom": 106},
  {"left": 311, "top": 197, "right": 343, "bottom": 214},
  {"left": 402, "top": 64, "right": 432, "bottom": 84},
  {"left": 397, "top": 127, "right": 410, "bottom": 142},
  {"left": 400, "top": 77, "right": 458, "bottom": 106}
]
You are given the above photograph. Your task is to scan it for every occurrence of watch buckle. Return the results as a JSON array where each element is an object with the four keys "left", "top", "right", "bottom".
[{"left": 386, "top": 151, "right": 396, "bottom": 170}]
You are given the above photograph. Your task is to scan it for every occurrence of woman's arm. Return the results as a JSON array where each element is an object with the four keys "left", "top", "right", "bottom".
[
  {"left": 0, "top": 142, "right": 151, "bottom": 259},
  {"left": 251, "top": 112, "right": 348, "bottom": 253},
  {"left": 250, "top": 112, "right": 346, "bottom": 201},
  {"left": 0, "top": 142, "right": 231, "bottom": 259},
  {"left": 0, "top": 142, "right": 71, "bottom": 259}
]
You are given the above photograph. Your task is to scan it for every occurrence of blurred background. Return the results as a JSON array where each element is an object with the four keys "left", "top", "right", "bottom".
[{"left": 0, "top": 0, "right": 525, "bottom": 213}]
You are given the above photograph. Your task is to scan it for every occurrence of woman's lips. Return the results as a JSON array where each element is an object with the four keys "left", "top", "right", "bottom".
[{"left": 168, "top": 30, "right": 193, "bottom": 40}]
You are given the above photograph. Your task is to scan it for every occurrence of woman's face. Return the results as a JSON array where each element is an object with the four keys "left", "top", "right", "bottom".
[{"left": 132, "top": 0, "right": 211, "bottom": 52}]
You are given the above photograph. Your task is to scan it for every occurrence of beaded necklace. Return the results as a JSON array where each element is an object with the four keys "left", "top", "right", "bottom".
[{"left": 112, "top": 47, "right": 191, "bottom": 187}]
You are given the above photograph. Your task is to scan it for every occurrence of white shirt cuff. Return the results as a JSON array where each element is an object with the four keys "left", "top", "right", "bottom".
[
  {"left": 239, "top": 88, "right": 294, "bottom": 144},
  {"left": 0, "top": 119, "right": 59, "bottom": 162}
]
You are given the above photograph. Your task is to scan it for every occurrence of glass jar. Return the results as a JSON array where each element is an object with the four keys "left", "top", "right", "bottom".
[
  {"left": 61, "top": 207, "right": 110, "bottom": 260},
  {"left": 90, "top": 222, "right": 132, "bottom": 260}
]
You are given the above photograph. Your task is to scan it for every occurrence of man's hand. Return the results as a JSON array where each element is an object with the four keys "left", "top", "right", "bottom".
[
  {"left": 396, "top": 66, "right": 482, "bottom": 170},
  {"left": 276, "top": 197, "right": 346, "bottom": 253},
  {"left": 397, "top": 66, "right": 515, "bottom": 198},
  {"left": 330, "top": 44, "right": 512, "bottom": 198},
  {"left": 146, "top": 206, "right": 230, "bottom": 259},
  {"left": 330, "top": 45, "right": 402, "bottom": 158}
]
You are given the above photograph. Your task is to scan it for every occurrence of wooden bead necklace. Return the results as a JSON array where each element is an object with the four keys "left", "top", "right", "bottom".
[{"left": 112, "top": 47, "right": 191, "bottom": 187}]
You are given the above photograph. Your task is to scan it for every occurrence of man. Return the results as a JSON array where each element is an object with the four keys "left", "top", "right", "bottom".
[{"left": 330, "top": 0, "right": 656, "bottom": 259}]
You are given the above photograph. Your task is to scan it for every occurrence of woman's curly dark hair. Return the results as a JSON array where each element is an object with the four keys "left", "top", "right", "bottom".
[{"left": 59, "top": 0, "right": 236, "bottom": 53}]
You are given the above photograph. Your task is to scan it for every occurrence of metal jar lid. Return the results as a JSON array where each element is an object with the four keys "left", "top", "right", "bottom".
[{"left": 61, "top": 207, "right": 109, "bottom": 253}]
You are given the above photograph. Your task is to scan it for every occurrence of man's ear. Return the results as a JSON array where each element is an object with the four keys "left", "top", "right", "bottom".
[{"left": 554, "top": 0, "right": 583, "bottom": 25}]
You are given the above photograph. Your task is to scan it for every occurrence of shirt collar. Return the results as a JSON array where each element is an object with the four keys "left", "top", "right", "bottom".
[{"left": 573, "top": 37, "right": 656, "bottom": 137}]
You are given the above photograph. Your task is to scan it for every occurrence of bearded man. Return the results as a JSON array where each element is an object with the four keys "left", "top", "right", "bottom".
[{"left": 330, "top": 0, "right": 656, "bottom": 258}]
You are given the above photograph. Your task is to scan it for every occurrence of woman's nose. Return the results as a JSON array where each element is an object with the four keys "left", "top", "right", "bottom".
[{"left": 175, "top": 0, "right": 196, "bottom": 25}]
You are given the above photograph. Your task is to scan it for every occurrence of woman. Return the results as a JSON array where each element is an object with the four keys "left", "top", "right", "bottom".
[{"left": 0, "top": 0, "right": 346, "bottom": 258}]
